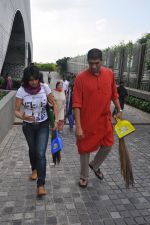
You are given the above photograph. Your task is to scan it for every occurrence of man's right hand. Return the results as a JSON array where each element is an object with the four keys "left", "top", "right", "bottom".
[
  {"left": 22, "top": 114, "right": 35, "bottom": 122},
  {"left": 75, "top": 126, "right": 84, "bottom": 139}
]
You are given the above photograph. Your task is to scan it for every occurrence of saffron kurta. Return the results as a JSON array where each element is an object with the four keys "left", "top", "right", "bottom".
[{"left": 72, "top": 67, "right": 118, "bottom": 154}]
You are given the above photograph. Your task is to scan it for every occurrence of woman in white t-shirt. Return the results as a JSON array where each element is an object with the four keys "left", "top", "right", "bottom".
[{"left": 15, "top": 66, "right": 58, "bottom": 196}]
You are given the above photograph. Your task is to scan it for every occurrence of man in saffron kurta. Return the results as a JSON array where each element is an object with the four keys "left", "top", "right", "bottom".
[{"left": 73, "top": 49, "right": 122, "bottom": 187}]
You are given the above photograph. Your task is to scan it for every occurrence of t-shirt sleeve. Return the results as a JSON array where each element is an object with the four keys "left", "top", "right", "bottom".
[
  {"left": 44, "top": 83, "right": 51, "bottom": 96},
  {"left": 16, "top": 87, "right": 24, "bottom": 99},
  {"left": 72, "top": 76, "right": 82, "bottom": 108},
  {"left": 111, "top": 73, "right": 119, "bottom": 101}
]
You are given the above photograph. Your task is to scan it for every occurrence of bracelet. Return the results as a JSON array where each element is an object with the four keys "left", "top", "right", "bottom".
[{"left": 119, "top": 109, "right": 123, "bottom": 112}]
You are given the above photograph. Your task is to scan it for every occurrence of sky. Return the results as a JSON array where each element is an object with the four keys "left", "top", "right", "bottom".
[{"left": 30, "top": 0, "right": 150, "bottom": 63}]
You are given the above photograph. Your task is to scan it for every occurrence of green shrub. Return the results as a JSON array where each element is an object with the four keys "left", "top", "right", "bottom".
[
  {"left": 12, "top": 78, "right": 22, "bottom": 89},
  {"left": 35, "top": 63, "right": 56, "bottom": 71},
  {"left": 126, "top": 95, "right": 150, "bottom": 113},
  {"left": 0, "top": 77, "right": 4, "bottom": 88}
]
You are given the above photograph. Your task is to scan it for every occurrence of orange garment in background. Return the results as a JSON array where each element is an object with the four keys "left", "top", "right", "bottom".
[{"left": 72, "top": 67, "right": 119, "bottom": 154}]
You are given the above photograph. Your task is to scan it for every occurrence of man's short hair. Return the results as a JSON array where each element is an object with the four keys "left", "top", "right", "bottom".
[{"left": 87, "top": 48, "right": 102, "bottom": 61}]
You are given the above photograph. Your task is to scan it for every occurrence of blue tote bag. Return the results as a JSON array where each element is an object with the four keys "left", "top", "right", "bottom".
[{"left": 51, "top": 130, "right": 63, "bottom": 155}]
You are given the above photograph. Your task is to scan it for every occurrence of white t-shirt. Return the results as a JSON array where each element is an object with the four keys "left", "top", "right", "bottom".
[
  {"left": 63, "top": 80, "right": 69, "bottom": 91},
  {"left": 16, "top": 83, "right": 51, "bottom": 123}
]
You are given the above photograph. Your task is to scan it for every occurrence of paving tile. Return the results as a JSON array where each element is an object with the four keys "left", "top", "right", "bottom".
[{"left": 110, "top": 212, "right": 121, "bottom": 219}]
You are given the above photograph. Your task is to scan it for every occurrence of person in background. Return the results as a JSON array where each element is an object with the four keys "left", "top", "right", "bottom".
[
  {"left": 15, "top": 65, "right": 58, "bottom": 196},
  {"left": 3, "top": 73, "right": 8, "bottom": 89},
  {"left": 6, "top": 75, "right": 13, "bottom": 90},
  {"left": 66, "top": 83, "right": 74, "bottom": 129},
  {"left": 113, "top": 80, "right": 128, "bottom": 116},
  {"left": 3, "top": 73, "right": 13, "bottom": 90},
  {"left": 52, "top": 81, "right": 66, "bottom": 132},
  {"left": 117, "top": 80, "right": 128, "bottom": 110},
  {"left": 48, "top": 72, "right": 51, "bottom": 85},
  {"left": 63, "top": 78, "right": 69, "bottom": 94},
  {"left": 73, "top": 48, "right": 122, "bottom": 188}
]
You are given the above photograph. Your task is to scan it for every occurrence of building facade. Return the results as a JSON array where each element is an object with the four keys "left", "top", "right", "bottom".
[{"left": 0, "top": 0, "right": 33, "bottom": 77}]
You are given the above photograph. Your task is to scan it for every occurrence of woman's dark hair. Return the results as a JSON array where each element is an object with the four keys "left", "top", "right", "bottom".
[
  {"left": 87, "top": 48, "right": 102, "bottom": 61},
  {"left": 56, "top": 81, "right": 63, "bottom": 88},
  {"left": 39, "top": 72, "right": 44, "bottom": 83},
  {"left": 22, "top": 65, "right": 40, "bottom": 87}
]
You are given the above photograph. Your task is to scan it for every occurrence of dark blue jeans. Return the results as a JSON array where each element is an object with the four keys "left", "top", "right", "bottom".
[
  {"left": 22, "top": 119, "right": 49, "bottom": 187},
  {"left": 68, "top": 114, "right": 74, "bottom": 128}
]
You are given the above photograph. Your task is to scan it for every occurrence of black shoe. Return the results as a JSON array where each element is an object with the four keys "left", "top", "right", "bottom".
[{"left": 89, "top": 164, "right": 104, "bottom": 180}]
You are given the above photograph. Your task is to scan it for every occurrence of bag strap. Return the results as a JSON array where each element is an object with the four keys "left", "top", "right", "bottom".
[{"left": 56, "top": 130, "right": 59, "bottom": 138}]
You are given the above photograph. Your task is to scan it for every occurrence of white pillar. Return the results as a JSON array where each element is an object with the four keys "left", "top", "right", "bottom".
[{"left": 25, "top": 42, "right": 28, "bottom": 67}]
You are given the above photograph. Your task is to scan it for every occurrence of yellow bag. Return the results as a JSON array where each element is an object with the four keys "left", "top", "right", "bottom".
[{"left": 114, "top": 118, "right": 135, "bottom": 139}]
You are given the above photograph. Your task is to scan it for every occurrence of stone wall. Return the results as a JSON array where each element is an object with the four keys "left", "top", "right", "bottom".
[{"left": 0, "top": 91, "right": 16, "bottom": 143}]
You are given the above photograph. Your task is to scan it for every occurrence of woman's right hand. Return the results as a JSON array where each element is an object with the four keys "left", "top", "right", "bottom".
[
  {"left": 52, "top": 121, "right": 58, "bottom": 130},
  {"left": 22, "top": 114, "right": 35, "bottom": 122}
]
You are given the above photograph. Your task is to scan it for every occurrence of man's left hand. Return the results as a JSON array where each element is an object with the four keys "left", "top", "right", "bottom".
[{"left": 116, "top": 111, "right": 122, "bottom": 120}]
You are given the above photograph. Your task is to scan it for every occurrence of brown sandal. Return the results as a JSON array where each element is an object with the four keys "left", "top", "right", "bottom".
[
  {"left": 89, "top": 164, "right": 104, "bottom": 180},
  {"left": 37, "top": 186, "right": 47, "bottom": 197},
  {"left": 79, "top": 178, "right": 88, "bottom": 188}
]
